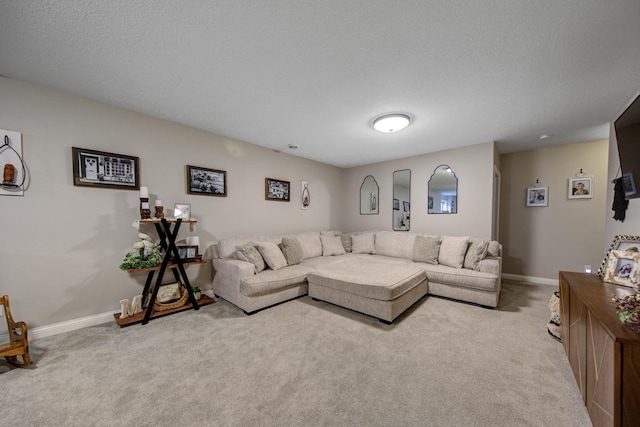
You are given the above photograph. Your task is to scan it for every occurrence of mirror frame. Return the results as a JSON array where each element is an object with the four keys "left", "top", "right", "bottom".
[
  {"left": 359, "top": 175, "right": 379, "bottom": 215},
  {"left": 393, "top": 169, "right": 411, "bottom": 231},
  {"left": 428, "top": 164, "right": 458, "bottom": 214}
]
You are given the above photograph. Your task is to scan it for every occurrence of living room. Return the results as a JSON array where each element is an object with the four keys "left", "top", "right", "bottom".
[{"left": 1, "top": 2, "right": 640, "bottom": 425}]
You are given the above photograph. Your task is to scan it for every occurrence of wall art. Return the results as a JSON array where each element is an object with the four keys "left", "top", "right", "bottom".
[
  {"left": 187, "top": 165, "right": 227, "bottom": 196},
  {"left": 265, "top": 178, "right": 290, "bottom": 201},
  {"left": 526, "top": 186, "right": 548, "bottom": 207},
  {"left": 72, "top": 147, "right": 139, "bottom": 190},
  {"left": 568, "top": 176, "right": 593, "bottom": 199}
]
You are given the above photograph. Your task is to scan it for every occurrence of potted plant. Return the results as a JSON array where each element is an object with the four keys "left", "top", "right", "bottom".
[{"left": 192, "top": 286, "right": 202, "bottom": 300}]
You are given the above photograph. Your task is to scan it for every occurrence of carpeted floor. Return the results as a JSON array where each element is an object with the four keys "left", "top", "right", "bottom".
[{"left": 0, "top": 281, "right": 591, "bottom": 427}]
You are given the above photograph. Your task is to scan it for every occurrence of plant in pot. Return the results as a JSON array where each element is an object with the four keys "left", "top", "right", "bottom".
[{"left": 192, "top": 286, "right": 202, "bottom": 300}]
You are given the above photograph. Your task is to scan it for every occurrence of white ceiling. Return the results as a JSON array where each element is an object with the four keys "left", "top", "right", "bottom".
[{"left": 1, "top": 1, "right": 639, "bottom": 168}]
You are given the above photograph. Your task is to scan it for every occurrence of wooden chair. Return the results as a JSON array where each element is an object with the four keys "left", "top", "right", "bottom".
[{"left": 0, "top": 295, "right": 31, "bottom": 367}]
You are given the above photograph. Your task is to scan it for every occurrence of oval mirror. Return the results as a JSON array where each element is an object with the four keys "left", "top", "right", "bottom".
[
  {"left": 393, "top": 169, "right": 411, "bottom": 230},
  {"left": 360, "top": 175, "right": 379, "bottom": 215},
  {"left": 428, "top": 165, "right": 457, "bottom": 214}
]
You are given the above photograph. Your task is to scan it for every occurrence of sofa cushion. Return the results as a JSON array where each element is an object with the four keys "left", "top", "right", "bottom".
[
  {"left": 292, "top": 232, "right": 323, "bottom": 260},
  {"left": 351, "top": 232, "right": 376, "bottom": 254},
  {"left": 281, "top": 236, "right": 304, "bottom": 266},
  {"left": 412, "top": 235, "right": 441, "bottom": 264},
  {"left": 487, "top": 240, "right": 501, "bottom": 257},
  {"left": 256, "top": 242, "right": 288, "bottom": 271},
  {"left": 341, "top": 235, "right": 352, "bottom": 253},
  {"left": 421, "top": 264, "right": 498, "bottom": 291},
  {"left": 320, "top": 235, "right": 347, "bottom": 256},
  {"left": 463, "top": 238, "right": 489, "bottom": 270},
  {"left": 375, "top": 231, "right": 416, "bottom": 259},
  {"left": 218, "top": 235, "right": 281, "bottom": 259},
  {"left": 438, "top": 236, "right": 470, "bottom": 268},
  {"left": 234, "top": 243, "right": 266, "bottom": 273},
  {"left": 240, "top": 265, "right": 311, "bottom": 297}
]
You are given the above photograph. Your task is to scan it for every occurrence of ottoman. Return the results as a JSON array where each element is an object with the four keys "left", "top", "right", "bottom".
[{"left": 307, "top": 260, "right": 428, "bottom": 323}]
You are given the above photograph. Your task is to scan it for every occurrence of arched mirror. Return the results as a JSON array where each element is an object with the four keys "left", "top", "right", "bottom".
[
  {"left": 428, "top": 165, "right": 457, "bottom": 214},
  {"left": 393, "top": 169, "right": 411, "bottom": 231},
  {"left": 360, "top": 175, "right": 379, "bottom": 215}
]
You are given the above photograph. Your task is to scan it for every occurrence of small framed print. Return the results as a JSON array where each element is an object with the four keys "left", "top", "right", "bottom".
[
  {"left": 597, "top": 235, "right": 640, "bottom": 277},
  {"left": 176, "top": 245, "right": 199, "bottom": 261},
  {"left": 393, "top": 199, "right": 399, "bottom": 210},
  {"left": 403, "top": 201, "right": 410, "bottom": 212},
  {"left": 174, "top": 203, "right": 191, "bottom": 219},
  {"left": 187, "top": 165, "right": 227, "bottom": 197},
  {"left": 603, "top": 250, "right": 640, "bottom": 288},
  {"left": 72, "top": 147, "right": 139, "bottom": 190},
  {"left": 622, "top": 172, "right": 637, "bottom": 198},
  {"left": 568, "top": 177, "right": 593, "bottom": 199},
  {"left": 156, "top": 283, "right": 182, "bottom": 303},
  {"left": 527, "top": 186, "right": 548, "bottom": 207},
  {"left": 265, "top": 178, "right": 290, "bottom": 201}
]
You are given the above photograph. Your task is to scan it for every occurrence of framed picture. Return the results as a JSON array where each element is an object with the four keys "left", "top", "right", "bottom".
[
  {"left": 403, "top": 201, "right": 410, "bottom": 212},
  {"left": 176, "top": 245, "right": 199, "bottom": 261},
  {"left": 603, "top": 250, "right": 640, "bottom": 287},
  {"left": 187, "top": 165, "right": 226, "bottom": 197},
  {"left": 72, "top": 147, "right": 139, "bottom": 190},
  {"left": 568, "top": 176, "right": 593, "bottom": 199},
  {"left": 393, "top": 199, "right": 399, "bottom": 210},
  {"left": 156, "top": 283, "right": 182, "bottom": 303},
  {"left": 174, "top": 203, "right": 191, "bottom": 219},
  {"left": 265, "top": 178, "right": 290, "bottom": 201},
  {"left": 622, "top": 172, "right": 637, "bottom": 198},
  {"left": 597, "top": 235, "right": 640, "bottom": 277},
  {"left": 527, "top": 186, "right": 548, "bottom": 207}
]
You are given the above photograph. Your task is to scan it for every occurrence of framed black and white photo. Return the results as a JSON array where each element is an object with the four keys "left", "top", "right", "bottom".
[
  {"left": 174, "top": 203, "right": 191, "bottom": 219},
  {"left": 265, "top": 178, "right": 290, "bottom": 201},
  {"left": 597, "top": 235, "right": 640, "bottom": 277},
  {"left": 72, "top": 147, "right": 139, "bottom": 190},
  {"left": 187, "top": 165, "right": 226, "bottom": 196},
  {"left": 403, "top": 201, "right": 410, "bottom": 212},
  {"left": 526, "top": 186, "right": 548, "bottom": 207},
  {"left": 568, "top": 176, "right": 593, "bottom": 199},
  {"left": 176, "top": 245, "right": 198, "bottom": 261},
  {"left": 393, "top": 199, "right": 399, "bottom": 210}
]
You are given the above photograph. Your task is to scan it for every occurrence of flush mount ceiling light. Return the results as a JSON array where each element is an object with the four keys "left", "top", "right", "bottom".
[{"left": 373, "top": 113, "right": 411, "bottom": 133}]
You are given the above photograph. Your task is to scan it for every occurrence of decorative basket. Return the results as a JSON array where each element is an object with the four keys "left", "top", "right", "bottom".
[{"left": 152, "top": 287, "right": 188, "bottom": 311}]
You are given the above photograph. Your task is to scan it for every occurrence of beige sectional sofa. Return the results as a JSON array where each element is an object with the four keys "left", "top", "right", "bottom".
[{"left": 210, "top": 230, "right": 502, "bottom": 321}]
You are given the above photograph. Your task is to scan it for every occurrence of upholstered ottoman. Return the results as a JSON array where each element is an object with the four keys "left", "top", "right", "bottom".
[{"left": 307, "top": 261, "right": 428, "bottom": 323}]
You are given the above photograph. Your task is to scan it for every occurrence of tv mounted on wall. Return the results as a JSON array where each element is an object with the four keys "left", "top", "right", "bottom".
[{"left": 614, "top": 93, "right": 640, "bottom": 199}]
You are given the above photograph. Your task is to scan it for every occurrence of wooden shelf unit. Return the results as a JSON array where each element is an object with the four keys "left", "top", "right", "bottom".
[
  {"left": 114, "top": 295, "right": 214, "bottom": 327},
  {"left": 559, "top": 271, "right": 640, "bottom": 427}
]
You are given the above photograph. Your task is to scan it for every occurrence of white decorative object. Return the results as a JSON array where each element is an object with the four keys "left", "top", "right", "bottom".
[
  {"left": 139, "top": 186, "right": 149, "bottom": 198},
  {"left": 119, "top": 295, "right": 143, "bottom": 319},
  {"left": 186, "top": 236, "right": 200, "bottom": 251}
]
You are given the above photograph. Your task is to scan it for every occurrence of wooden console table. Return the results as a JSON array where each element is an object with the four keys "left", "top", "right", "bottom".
[
  {"left": 115, "top": 218, "right": 213, "bottom": 326},
  {"left": 559, "top": 271, "right": 640, "bottom": 427}
]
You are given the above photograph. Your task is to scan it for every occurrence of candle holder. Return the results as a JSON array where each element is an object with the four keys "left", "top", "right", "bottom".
[
  {"left": 140, "top": 199, "right": 151, "bottom": 220},
  {"left": 139, "top": 197, "right": 149, "bottom": 218},
  {"left": 155, "top": 205, "right": 164, "bottom": 219}
]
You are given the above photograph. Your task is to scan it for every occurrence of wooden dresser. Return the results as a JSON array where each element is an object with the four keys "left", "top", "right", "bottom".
[{"left": 559, "top": 271, "right": 640, "bottom": 427}]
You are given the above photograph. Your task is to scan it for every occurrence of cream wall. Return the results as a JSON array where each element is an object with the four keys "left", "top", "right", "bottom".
[
  {"left": 0, "top": 77, "right": 344, "bottom": 328},
  {"left": 500, "top": 139, "right": 609, "bottom": 280},
  {"left": 604, "top": 89, "right": 640, "bottom": 251},
  {"left": 341, "top": 142, "right": 496, "bottom": 239}
]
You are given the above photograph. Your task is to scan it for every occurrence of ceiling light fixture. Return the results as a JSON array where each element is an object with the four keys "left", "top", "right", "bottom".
[
  {"left": 539, "top": 134, "right": 551, "bottom": 140},
  {"left": 373, "top": 113, "right": 411, "bottom": 133}
]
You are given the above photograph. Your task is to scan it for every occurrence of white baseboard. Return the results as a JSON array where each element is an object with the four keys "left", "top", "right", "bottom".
[
  {"left": 30, "top": 311, "right": 117, "bottom": 341},
  {"left": 502, "top": 273, "right": 559, "bottom": 287}
]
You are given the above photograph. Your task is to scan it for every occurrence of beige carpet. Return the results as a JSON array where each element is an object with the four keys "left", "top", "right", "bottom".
[{"left": 0, "top": 280, "right": 591, "bottom": 426}]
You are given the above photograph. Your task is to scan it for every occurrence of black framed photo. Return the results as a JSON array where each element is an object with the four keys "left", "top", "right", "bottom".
[
  {"left": 176, "top": 245, "right": 199, "bottom": 261},
  {"left": 265, "top": 178, "right": 290, "bottom": 201},
  {"left": 393, "top": 198, "right": 399, "bottom": 210},
  {"left": 72, "top": 147, "right": 139, "bottom": 190},
  {"left": 187, "top": 165, "right": 227, "bottom": 196},
  {"left": 403, "top": 201, "right": 410, "bottom": 212}
]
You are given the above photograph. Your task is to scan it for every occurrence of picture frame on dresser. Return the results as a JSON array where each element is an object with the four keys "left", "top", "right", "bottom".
[
  {"left": 596, "top": 235, "right": 640, "bottom": 277},
  {"left": 71, "top": 147, "right": 139, "bottom": 190}
]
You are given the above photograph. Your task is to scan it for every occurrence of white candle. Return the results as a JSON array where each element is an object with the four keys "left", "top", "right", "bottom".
[
  {"left": 140, "top": 186, "right": 149, "bottom": 198},
  {"left": 186, "top": 236, "right": 200, "bottom": 250},
  {"left": 155, "top": 200, "right": 163, "bottom": 207},
  {"left": 141, "top": 202, "right": 149, "bottom": 209}
]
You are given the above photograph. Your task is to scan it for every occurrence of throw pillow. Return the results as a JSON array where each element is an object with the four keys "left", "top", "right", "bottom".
[
  {"left": 320, "top": 235, "right": 347, "bottom": 256},
  {"left": 351, "top": 232, "right": 376, "bottom": 254},
  {"left": 280, "top": 236, "right": 303, "bottom": 266},
  {"left": 438, "top": 236, "right": 470, "bottom": 268},
  {"left": 295, "top": 233, "right": 323, "bottom": 259},
  {"left": 256, "top": 242, "right": 288, "bottom": 271},
  {"left": 487, "top": 241, "right": 501, "bottom": 257},
  {"left": 234, "top": 243, "right": 266, "bottom": 273},
  {"left": 341, "top": 234, "right": 352, "bottom": 253},
  {"left": 412, "top": 235, "right": 441, "bottom": 264},
  {"left": 463, "top": 238, "right": 489, "bottom": 270}
]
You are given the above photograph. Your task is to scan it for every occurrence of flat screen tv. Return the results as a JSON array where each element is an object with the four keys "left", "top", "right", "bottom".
[{"left": 614, "top": 93, "right": 640, "bottom": 199}]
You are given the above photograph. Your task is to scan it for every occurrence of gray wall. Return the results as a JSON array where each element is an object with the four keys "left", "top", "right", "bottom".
[
  {"left": 0, "top": 77, "right": 344, "bottom": 327},
  {"left": 500, "top": 139, "right": 609, "bottom": 280}
]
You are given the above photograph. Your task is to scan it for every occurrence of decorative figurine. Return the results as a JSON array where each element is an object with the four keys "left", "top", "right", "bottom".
[{"left": 3, "top": 163, "right": 15, "bottom": 185}]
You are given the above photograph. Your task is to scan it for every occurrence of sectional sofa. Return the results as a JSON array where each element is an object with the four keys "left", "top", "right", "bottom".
[{"left": 210, "top": 231, "right": 502, "bottom": 322}]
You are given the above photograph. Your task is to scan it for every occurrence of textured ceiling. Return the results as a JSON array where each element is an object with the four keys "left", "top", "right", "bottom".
[{"left": 1, "top": 1, "right": 639, "bottom": 168}]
